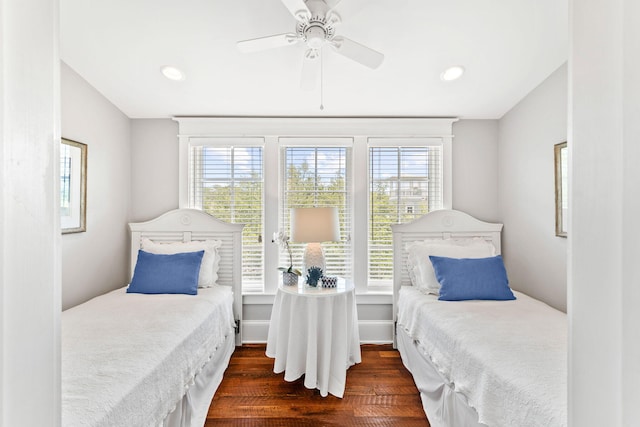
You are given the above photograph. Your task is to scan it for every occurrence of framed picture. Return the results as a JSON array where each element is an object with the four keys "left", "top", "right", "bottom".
[
  {"left": 60, "top": 138, "right": 87, "bottom": 234},
  {"left": 554, "top": 141, "right": 567, "bottom": 237}
]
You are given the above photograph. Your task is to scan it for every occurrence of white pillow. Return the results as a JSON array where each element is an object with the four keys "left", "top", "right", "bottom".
[
  {"left": 406, "top": 238, "right": 496, "bottom": 294},
  {"left": 406, "top": 238, "right": 453, "bottom": 285},
  {"left": 141, "top": 238, "right": 222, "bottom": 288}
]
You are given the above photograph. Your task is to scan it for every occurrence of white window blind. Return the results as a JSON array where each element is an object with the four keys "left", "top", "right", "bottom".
[
  {"left": 369, "top": 145, "right": 443, "bottom": 283},
  {"left": 279, "top": 146, "right": 352, "bottom": 279},
  {"left": 189, "top": 143, "right": 264, "bottom": 291}
]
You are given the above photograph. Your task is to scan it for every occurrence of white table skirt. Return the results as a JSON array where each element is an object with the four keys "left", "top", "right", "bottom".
[{"left": 266, "top": 280, "right": 361, "bottom": 398}]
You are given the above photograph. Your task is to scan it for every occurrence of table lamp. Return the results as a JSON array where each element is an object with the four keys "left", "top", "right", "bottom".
[{"left": 290, "top": 207, "right": 341, "bottom": 274}]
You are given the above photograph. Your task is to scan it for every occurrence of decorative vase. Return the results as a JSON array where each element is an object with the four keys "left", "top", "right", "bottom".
[{"left": 282, "top": 271, "right": 298, "bottom": 286}]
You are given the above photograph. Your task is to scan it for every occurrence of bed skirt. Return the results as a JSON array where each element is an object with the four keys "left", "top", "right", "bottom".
[
  {"left": 162, "top": 333, "right": 235, "bottom": 427},
  {"left": 396, "top": 326, "right": 484, "bottom": 427}
]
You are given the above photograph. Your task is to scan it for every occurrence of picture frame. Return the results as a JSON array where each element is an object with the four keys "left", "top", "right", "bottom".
[
  {"left": 554, "top": 141, "right": 567, "bottom": 237},
  {"left": 60, "top": 138, "right": 87, "bottom": 234}
]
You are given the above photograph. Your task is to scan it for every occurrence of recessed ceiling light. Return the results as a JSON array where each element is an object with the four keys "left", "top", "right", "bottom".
[
  {"left": 161, "top": 65, "right": 185, "bottom": 81},
  {"left": 440, "top": 65, "right": 465, "bottom": 82}
]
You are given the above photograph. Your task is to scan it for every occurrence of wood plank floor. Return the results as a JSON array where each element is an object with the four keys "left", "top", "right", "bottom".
[{"left": 205, "top": 344, "right": 430, "bottom": 427}]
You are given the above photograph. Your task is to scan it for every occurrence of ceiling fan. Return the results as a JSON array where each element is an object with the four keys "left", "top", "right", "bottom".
[{"left": 237, "top": 0, "right": 384, "bottom": 90}]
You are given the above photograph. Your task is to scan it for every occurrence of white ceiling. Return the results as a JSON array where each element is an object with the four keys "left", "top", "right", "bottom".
[{"left": 60, "top": 0, "right": 567, "bottom": 119}]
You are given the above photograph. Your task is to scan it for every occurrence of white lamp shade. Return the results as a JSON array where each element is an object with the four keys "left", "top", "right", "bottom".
[
  {"left": 290, "top": 207, "right": 341, "bottom": 243},
  {"left": 290, "top": 207, "right": 341, "bottom": 274}
]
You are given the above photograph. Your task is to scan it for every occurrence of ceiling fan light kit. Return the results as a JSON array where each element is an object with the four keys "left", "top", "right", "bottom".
[{"left": 237, "top": 0, "right": 384, "bottom": 92}]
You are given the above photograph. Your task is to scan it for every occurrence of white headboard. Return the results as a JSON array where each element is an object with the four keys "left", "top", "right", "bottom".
[
  {"left": 391, "top": 209, "right": 503, "bottom": 345},
  {"left": 129, "top": 209, "right": 244, "bottom": 345}
]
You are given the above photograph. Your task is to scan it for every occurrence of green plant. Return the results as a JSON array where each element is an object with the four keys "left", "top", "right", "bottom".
[{"left": 306, "top": 266, "right": 323, "bottom": 287}]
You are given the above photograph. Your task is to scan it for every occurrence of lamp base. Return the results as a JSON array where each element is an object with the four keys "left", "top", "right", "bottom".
[{"left": 303, "top": 242, "right": 325, "bottom": 274}]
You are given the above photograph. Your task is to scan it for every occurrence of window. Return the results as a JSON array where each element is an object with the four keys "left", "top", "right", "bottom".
[
  {"left": 178, "top": 117, "right": 453, "bottom": 295},
  {"left": 189, "top": 140, "right": 264, "bottom": 290},
  {"left": 279, "top": 145, "right": 352, "bottom": 278},
  {"left": 369, "top": 145, "right": 443, "bottom": 284}
]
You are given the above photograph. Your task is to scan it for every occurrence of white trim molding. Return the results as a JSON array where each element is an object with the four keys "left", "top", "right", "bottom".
[
  {"left": 175, "top": 116, "right": 457, "bottom": 211},
  {"left": 2, "top": 0, "right": 61, "bottom": 424},
  {"left": 174, "top": 116, "right": 457, "bottom": 138},
  {"left": 241, "top": 320, "right": 394, "bottom": 344},
  {"left": 175, "top": 116, "right": 457, "bottom": 296}
]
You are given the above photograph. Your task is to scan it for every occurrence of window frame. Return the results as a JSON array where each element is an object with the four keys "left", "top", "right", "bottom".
[
  {"left": 278, "top": 138, "right": 354, "bottom": 281},
  {"left": 367, "top": 139, "right": 446, "bottom": 289},
  {"left": 177, "top": 117, "right": 454, "bottom": 295},
  {"left": 184, "top": 137, "right": 266, "bottom": 292}
]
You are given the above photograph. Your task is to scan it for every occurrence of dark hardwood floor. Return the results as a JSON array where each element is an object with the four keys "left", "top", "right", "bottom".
[{"left": 205, "top": 344, "right": 430, "bottom": 427}]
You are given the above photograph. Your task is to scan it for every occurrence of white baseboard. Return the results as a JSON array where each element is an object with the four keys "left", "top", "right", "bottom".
[
  {"left": 358, "top": 320, "right": 394, "bottom": 344},
  {"left": 241, "top": 320, "right": 394, "bottom": 344},
  {"left": 240, "top": 320, "right": 269, "bottom": 344}
]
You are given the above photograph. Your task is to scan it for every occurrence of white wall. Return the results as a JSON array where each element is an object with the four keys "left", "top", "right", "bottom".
[
  {"left": 452, "top": 120, "right": 499, "bottom": 222},
  {"left": 498, "top": 63, "right": 568, "bottom": 311},
  {"left": 129, "top": 117, "right": 499, "bottom": 342},
  {"left": 61, "top": 62, "right": 132, "bottom": 309},
  {"left": 129, "top": 117, "right": 499, "bottom": 230},
  {"left": 130, "top": 119, "right": 179, "bottom": 222},
  {"left": 1, "top": 0, "right": 61, "bottom": 424},
  {"left": 569, "top": 0, "right": 640, "bottom": 424}
]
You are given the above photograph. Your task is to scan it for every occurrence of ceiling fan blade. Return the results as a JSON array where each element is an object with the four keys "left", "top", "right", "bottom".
[
  {"left": 237, "top": 33, "right": 299, "bottom": 53},
  {"left": 300, "top": 49, "right": 321, "bottom": 91},
  {"left": 280, "top": 0, "right": 311, "bottom": 20},
  {"left": 330, "top": 36, "right": 384, "bottom": 69},
  {"left": 324, "top": 0, "right": 342, "bottom": 10}
]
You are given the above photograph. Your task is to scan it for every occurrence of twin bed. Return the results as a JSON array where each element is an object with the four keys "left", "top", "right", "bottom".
[
  {"left": 392, "top": 210, "right": 567, "bottom": 427},
  {"left": 62, "top": 208, "right": 566, "bottom": 427},
  {"left": 62, "top": 209, "right": 243, "bottom": 427}
]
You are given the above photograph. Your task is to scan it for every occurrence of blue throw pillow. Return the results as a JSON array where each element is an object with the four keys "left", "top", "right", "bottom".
[
  {"left": 127, "top": 250, "right": 204, "bottom": 295},
  {"left": 429, "top": 255, "right": 516, "bottom": 301}
]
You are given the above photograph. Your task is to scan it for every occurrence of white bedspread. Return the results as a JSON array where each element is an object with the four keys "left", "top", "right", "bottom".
[
  {"left": 397, "top": 287, "right": 567, "bottom": 427},
  {"left": 62, "top": 285, "right": 235, "bottom": 427}
]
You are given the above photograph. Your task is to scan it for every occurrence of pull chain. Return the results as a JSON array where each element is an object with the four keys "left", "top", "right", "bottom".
[{"left": 320, "top": 51, "right": 324, "bottom": 111}]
